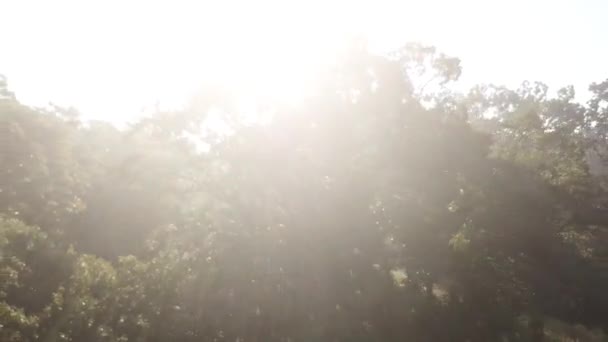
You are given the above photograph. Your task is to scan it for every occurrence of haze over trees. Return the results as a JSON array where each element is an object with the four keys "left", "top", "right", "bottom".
[{"left": 2, "top": 41, "right": 608, "bottom": 341}]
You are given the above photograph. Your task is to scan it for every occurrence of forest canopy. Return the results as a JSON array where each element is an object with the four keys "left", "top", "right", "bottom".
[{"left": 2, "top": 42, "right": 608, "bottom": 341}]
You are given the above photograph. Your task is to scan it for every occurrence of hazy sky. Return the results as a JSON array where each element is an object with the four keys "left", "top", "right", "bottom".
[{"left": 1, "top": 0, "right": 607, "bottom": 123}]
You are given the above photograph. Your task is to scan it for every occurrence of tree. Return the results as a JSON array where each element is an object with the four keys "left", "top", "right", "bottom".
[{"left": 1, "top": 40, "right": 608, "bottom": 341}]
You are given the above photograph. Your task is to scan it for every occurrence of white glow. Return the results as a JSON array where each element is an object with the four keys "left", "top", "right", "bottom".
[{"left": 1, "top": 0, "right": 607, "bottom": 123}]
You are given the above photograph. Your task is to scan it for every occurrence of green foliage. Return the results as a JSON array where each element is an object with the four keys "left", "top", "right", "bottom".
[
  {"left": 1, "top": 42, "right": 608, "bottom": 341},
  {"left": 0, "top": 217, "right": 61, "bottom": 341}
]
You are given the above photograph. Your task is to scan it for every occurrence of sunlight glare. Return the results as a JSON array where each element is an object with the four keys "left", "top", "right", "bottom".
[{"left": 5, "top": 0, "right": 601, "bottom": 124}]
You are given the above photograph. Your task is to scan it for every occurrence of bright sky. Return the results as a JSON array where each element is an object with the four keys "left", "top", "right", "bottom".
[{"left": 1, "top": 0, "right": 607, "bottom": 123}]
